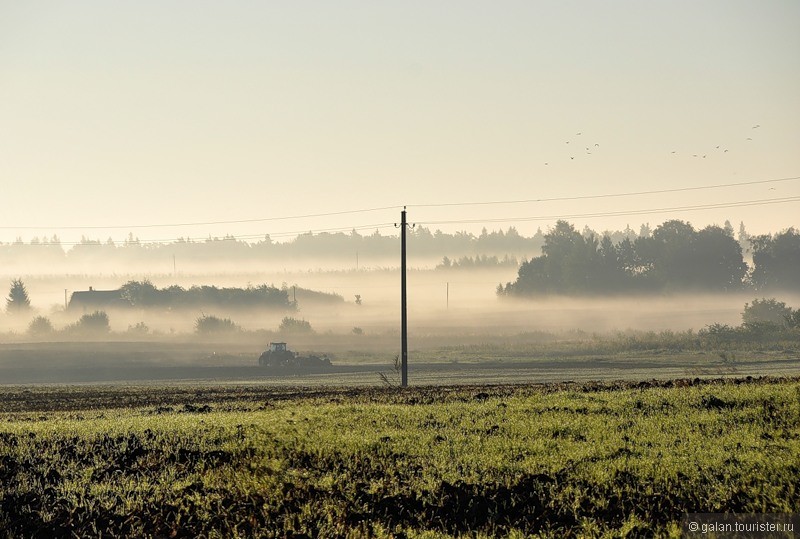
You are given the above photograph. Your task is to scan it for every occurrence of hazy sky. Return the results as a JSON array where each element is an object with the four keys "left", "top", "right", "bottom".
[{"left": 1, "top": 0, "right": 798, "bottom": 245}]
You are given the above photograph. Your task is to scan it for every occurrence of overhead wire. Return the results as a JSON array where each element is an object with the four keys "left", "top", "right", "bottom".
[
  {"left": 1, "top": 174, "right": 797, "bottom": 245},
  {"left": 0, "top": 205, "right": 401, "bottom": 230},
  {"left": 418, "top": 195, "right": 800, "bottom": 226},
  {"left": 2, "top": 174, "right": 797, "bottom": 232},
  {"left": 8, "top": 192, "right": 797, "bottom": 247},
  {"left": 409, "top": 175, "right": 800, "bottom": 208}
]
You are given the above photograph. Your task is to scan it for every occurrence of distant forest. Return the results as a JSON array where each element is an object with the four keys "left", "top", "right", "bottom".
[
  {"left": 0, "top": 221, "right": 760, "bottom": 274},
  {"left": 499, "top": 220, "right": 799, "bottom": 296}
]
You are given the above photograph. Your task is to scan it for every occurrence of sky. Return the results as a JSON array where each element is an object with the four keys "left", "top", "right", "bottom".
[{"left": 1, "top": 0, "right": 799, "bottom": 246}]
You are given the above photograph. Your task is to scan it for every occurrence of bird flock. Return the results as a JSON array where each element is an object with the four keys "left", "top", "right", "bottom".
[
  {"left": 676, "top": 124, "right": 761, "bottom": 160},
  {"left": 543, "top": 125, "right": 762, "bottom": 166},
  {"left": 543, "top": 132, "right": 601, "bottom": 166}
]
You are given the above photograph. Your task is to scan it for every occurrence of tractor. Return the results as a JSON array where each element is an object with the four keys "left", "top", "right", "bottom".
[{"left": 258, "top": 342, "right": 332, "bottom": 369}]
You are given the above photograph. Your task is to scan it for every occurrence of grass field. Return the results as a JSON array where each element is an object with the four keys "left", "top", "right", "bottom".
[{"left": 1, "top": 377, "right": 799, "bottom": 537}]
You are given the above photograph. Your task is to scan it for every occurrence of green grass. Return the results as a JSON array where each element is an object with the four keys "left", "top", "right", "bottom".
[{"left": 1, "top": 378, "right": 799, "bottom": 537}]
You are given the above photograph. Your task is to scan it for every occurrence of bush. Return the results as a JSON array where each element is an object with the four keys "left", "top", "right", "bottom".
[
  {"left": 27, "top": 316, "right": 54, "bottom": 336},
  {"left": 279, "top": 317, "right": 314, "bottom": 334},
  {"left": 127, "top": 322, "right": 150, "bottom": 335},
  {"left": 742, "top": 298, "right": 792, "bottom": 327},
  {"left": 65, "top": 311, "right": 110, "bottom": 335},
  {"left": 195, "top": 314, "right": 239, "bottom": 334},
  {"left": 699, "top": 300, "right": 800, "bottom": 347},
  {"left": 787, "top": 309, "right": 800, "bottom": 329}
]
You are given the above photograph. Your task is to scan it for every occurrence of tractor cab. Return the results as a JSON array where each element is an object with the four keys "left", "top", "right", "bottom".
[
  {"left": 258, "top": 342, "right": 295, "bottom": 367},
  {"left": 269, "top": 342, "right": 287, "bottom": 353}
]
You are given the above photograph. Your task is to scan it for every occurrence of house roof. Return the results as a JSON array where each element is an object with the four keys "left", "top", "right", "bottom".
[{"left": 68, "top": 289, "right": 128, "bottom": 310}]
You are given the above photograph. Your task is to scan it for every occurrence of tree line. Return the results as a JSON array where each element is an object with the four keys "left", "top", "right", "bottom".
[
  {"left": 2, "top": 278, "right": 344, "bottom": 317},
  {"left": 0, "top": 227, "right": 543, "bottom": 273},
  {"left": 66, "top": 280, "right": 344, "bottom": 311},
  {"left": 499, "top": 220, "right": 799, "bottom": 296},
  {"left": 436, "top": 254, "right": 519, "bottom": 270},
  {"left": 1, "top": 221, "right": 760, "bottom": 273},
  {"left": 115, "top": 281, "right": 295, "bottom": 309}
]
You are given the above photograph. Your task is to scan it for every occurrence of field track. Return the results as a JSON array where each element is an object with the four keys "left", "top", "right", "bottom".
[
  {"left": 2, "top": 374, "right": 798, "bottom": 413},
  {"left": 1, "top": 340, "right": 799, "bottom": 385}
]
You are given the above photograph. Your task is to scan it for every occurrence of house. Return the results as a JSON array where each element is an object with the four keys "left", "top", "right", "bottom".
[{"left": 68, "top": 287, "right": 128, "bottom": 311}]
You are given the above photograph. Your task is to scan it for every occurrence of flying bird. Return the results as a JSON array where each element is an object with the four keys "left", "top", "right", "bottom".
[
  {"left": 747, "top": 137, "right": 753, "bottom": 140},
  {"left": 753, "top": 125, "right": 760, "bottom": 128}
]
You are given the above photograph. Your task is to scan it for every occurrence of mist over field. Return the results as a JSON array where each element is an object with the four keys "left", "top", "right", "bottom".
[
  {"left": 2, "top": 219, "right": 799, "bottom": 337},
  {"left": 0, "top": 218, "right": 798, "bottom": 387},
  {"left": 7, "top": 267, "right": 798, "bottom": 336}
]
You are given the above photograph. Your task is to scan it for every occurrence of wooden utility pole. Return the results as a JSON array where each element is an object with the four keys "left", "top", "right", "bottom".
[{"left": 400, "top": 207, "right": 409, "bottom": 387}]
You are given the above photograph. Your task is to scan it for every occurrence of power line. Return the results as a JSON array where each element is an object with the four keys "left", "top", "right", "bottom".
[
  {"left": 418, "top": 195, "right": 800, "bottom": 226},
  {"left": 0, "top": 205, "right": 401, "bottom": 231},
  {"left": 4, "top": 193, "right": 797, "bottom": 247},
  {"left": 2, "top": 175, "right": 797, "bottom": 245},
  {"left": 2, "top": 175, "right": 797, "bottom": 232},
  {"left": 410, "top": 175, "right": 800, "bottom": 209},
  {"left": 4, "top": 194, "right": 797, "bottom": 246}
]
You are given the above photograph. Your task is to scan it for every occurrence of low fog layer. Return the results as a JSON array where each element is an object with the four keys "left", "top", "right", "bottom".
[
  {"left": 4, "top": 268, "right": 798, "bottom": 337},
  {"left": 2, "top": 266, "right": 798, "bottom": 385}
]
